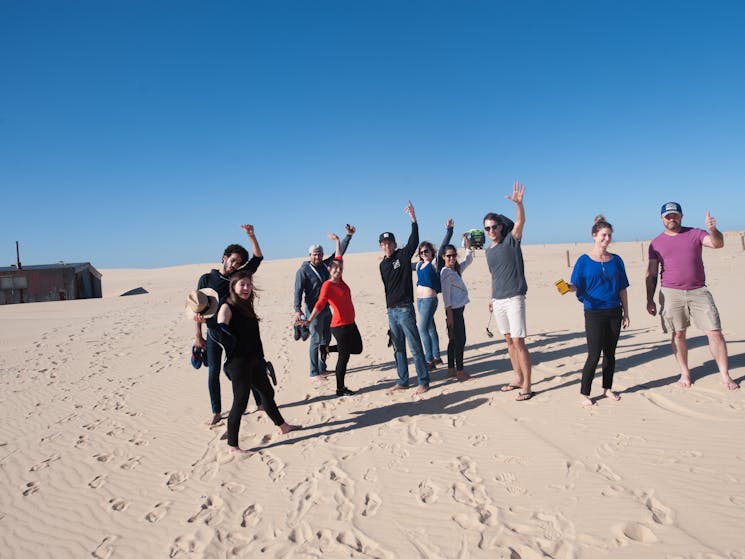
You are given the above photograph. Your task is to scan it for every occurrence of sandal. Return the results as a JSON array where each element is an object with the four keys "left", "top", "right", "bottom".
[{"left": 516, "top": 391, "right": 534, "bottom": 401}]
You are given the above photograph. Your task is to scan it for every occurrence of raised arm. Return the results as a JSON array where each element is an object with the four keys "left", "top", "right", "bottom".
[
  {"left": 339, "top": 224, "right": 356, "bottom": 256},
  {"left": 403, "top": 200, "right": 420, "bottom": 258},
  {"left": 506, "top": 181, "right": 525, "bottom": 241},
  {"left": 702, "top": 211, "right": 724, "bottom": 249},
  {"left": 328, "top": 232, "right": 342, "bottom": 258},
  {"left": 241, "top": 224, "right": 264, "bottom": 274},
  {"left": 437, "top": 218, "right": 454, "bottom": 269}
]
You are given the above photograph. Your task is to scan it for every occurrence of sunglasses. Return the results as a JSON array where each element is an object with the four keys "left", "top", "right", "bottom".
[
  {"left": 484, "top": 225, "right": 499, "bottom": 232},
  {"left": 419, "top": 249, "right": 430, "bottom": 255},
  {"left": 444, "top": 253, "right": 457, "bottom": 259}
]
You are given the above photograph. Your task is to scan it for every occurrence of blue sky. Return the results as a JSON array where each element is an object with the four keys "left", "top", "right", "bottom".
[{"left": 2, "top": 0, "right": 744, "bottom": 268}]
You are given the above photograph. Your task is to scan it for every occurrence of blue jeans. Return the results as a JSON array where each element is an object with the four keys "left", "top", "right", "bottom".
[
  {"left": 417, "top": 296, "right": 440, "bottom": 363},
  {"left": 387, "top": 305, "right": 430, "bottom": 387},
  {"left": 307, "top": 305, "right": 332, "bottom": 377},
  {"left": 207, "top": 328, "right": 261, "bottom": 413}
]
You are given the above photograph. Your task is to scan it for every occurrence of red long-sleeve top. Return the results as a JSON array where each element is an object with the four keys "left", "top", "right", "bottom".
[{"left": 314, "top": 279, "right": 355, "bottom": 327}]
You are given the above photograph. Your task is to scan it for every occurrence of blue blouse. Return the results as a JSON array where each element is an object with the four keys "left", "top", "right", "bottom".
[{"left": 570, "top": 254, "right": 629, "bottom": 310}]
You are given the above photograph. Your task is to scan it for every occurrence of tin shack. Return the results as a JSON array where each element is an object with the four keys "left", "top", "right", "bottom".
[{"left": 0, "top": 263, "right": 102, "bottom": 304}]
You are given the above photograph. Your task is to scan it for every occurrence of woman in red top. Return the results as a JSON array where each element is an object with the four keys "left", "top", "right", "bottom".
[{"left": 304, "top": 235, "right": 362, "bottom": 396}]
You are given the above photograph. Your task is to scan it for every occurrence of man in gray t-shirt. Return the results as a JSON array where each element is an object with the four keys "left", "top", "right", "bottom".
[{"left": 484, "top": 181, "right": 533, "bottom": 401}]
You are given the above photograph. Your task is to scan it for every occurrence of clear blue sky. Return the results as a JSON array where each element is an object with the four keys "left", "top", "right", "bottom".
[{"left": 2, "top": 1, "right": 744, "bottom": 268}]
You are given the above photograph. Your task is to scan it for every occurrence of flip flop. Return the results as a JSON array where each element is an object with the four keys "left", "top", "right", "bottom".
[
  {"left": 500, "top": 384, "right": 521, "bottom": 392},
  {"left": 516, "top": 391, "right": 534, "bottom": 401}
]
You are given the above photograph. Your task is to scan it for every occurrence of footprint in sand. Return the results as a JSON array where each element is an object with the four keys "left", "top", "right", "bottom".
[
  {"left": 145, "top": 501, "right": 172, "bottom": 523},
  {"left": 165, "top": 470, "right": 188, "bottom": 491},
  {"left": 92, "top": 536, "right": 118, "bottom": 559},
  {"left": 93, "top": 452, "right": 114, "bottom": 463},
  {"left": 637, "top": 491, "right": 675, "bottom": 525},
  {"left": 451, "top": 456, "right": 482, "bottom": 483},
  {"left": 594, "top": 463, "right": 622, "bottom": 482},
  {"left": 109, "top": 498, "right": 129, "bottom": 512},
  {"left": 29, "top": 454, "right": 61, "bottom": 472},
  {"left": 362, "top": 492, "right": 382, "bottom": 517},
  {"left": 241, "top": 503, "right": 263, "bottom": 527},
  {"left": 188, "top": 495, "right": 225, "bottom": 526},
  {"left": 452, "top": 481, "right": 489, "bottom": 507},
  {"left": 622, "top": 522, "right": 658, "bottom": 543},
  {"left": 469, "top": 434, "right": 488, "bottom": 447},
  {"left": 88, "top": 475, "right": 107, "bottom": 489},
  {"left": 22, "top": 481, "right": 40, "bottom": 496},
  {"left": 260, "top": 451, "right": 286, "bottom": 482},
  {"left": 120, "top": 456, "right": 142, "bottom": 470}
]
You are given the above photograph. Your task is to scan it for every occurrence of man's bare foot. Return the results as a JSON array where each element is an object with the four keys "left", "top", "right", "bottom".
[
  {"left": 579, "top": 395, "right": 594, "bottom": 407},
  {"left": 209, "top": 413, "right": 222, "bottom": 425},
  {"left": 677, "top": 375, "right": 692, "bottom": 388},
  {"left": 604, "top": 389, "right": 621, "bottom": 401},
  {"left": 310, "top": 376, "right": 327, "bottom": 382},
  {"left": 723, "top": 377, "right": 740, "bottom": 390},
  {"left": 446, "top": 368, "right": 457, "bottom": 378},
  {"left": 387, "top": 384, "right": 408, "bottom": 394},
  {"left": 456, "top": 371, "right": 471, "bottom": 381},
  {"left": 414, "top": 385, "right": 429, "bottom": 395},
  {"left": 279, "top": 423, "right": 301, "bottom": 434},
  {"left": 228, "top": 445, "right": 251, "bottom": 455}
]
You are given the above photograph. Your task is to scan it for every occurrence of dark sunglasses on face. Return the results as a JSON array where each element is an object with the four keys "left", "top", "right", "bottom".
[
  {"left": 419, "top": 249, "right": 430, "bottom": 255},
  {"left": 444, "top": 253, "right": 457, "bottom": 259},
  {"left": 484, "top": 225, "right": 499, "bottom": 232}
]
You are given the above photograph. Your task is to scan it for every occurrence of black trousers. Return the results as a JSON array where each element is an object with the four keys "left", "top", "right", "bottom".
[
  {"left": 581, "top": 307, "right": 623, "bottom": 396},
  {"left": 447, "top": 307, "right": 466, "bottom": 371},
  {"left": 330, "top": 322, "right": 363, "bottom": 392},
  {"left": 225, "top": 357, "right": 285, "bottom": 447}
]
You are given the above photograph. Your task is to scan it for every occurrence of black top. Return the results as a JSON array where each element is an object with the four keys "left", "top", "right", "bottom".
[
  {"left": 379, "top": 222, "right": 419, "bottom": 308},
  {"left": 197, "top": 255, "right": 263, "bottom": 328}
]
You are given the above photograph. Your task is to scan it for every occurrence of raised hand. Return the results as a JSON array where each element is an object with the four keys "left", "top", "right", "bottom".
[
  {"left": 705, "top": 211, "right": 717, "bottom": 231},
  {"left": 241, "top": 224, "right": 255, "bottom": 236},
  {"left": 345, "top": 224, "right": 356, "bottom": 235},
  {"left": 445, "top": 218, "right": 454, "bottom": 229},
  {"left": 505, "top": 181, "right": 525, "bottom": 204},
  {"left": 404, "top": 200, "right": 416, "bottom": 221}
]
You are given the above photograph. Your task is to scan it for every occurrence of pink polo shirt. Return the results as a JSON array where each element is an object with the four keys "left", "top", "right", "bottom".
[{"left": 648, "top": 227, "right": 708, "bottom": 290}]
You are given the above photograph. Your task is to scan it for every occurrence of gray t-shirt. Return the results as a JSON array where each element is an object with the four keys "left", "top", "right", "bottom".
[{"left": 486, "top": 233, "right": 527, "bottom": 299}]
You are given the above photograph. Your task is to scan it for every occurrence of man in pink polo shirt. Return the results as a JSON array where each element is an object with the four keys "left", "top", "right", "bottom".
[{"left": 645, "top": 202, "right": 738, "bottom": 390}]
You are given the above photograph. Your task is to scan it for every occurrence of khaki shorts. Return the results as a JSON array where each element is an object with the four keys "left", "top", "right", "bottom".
[
  {"left": 491, "top": 295, "right": 527, "bottom": 338},
  {"left": 659, "top": 287, "right": 721, "bottom": 333}
]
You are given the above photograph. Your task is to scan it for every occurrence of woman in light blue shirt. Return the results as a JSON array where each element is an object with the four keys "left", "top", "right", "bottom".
[{"left": 440, "top": 234, "right": 474, "bottom": 381}]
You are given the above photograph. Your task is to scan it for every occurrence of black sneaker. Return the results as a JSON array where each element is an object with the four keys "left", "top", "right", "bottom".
[
  {"left": 293, "top": 324, "right": 302, "bottom": 340},
  {"left": 336, "top": 387, "right": 356, "bottom": 397},
  {"left": 199, "top": 348, "right": 209, "bottom": 367},
  {"left": 300, "top": 325, "right": 310, "bottom": 341}
]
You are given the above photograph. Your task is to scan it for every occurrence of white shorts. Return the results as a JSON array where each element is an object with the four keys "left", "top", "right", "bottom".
[{"left": 491, "top": 295, "right": 527, "bottom": 339}]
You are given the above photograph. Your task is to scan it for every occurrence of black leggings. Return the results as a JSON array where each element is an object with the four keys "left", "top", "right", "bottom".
[
  {"left": 330, "top": 323, "right": 363, "bottom": 392},
  {"left": 581, "top": 307, "right": 623, "bottom": 396},
  {"left": 225, "top": 357, "right": 285, "bottom": 447},
  {"left": 447, "top": 307, "right": 466, "bottom": 371}
]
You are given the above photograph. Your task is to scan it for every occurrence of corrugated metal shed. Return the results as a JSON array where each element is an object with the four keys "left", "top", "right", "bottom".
[{"left": 0, "top": 262, "right": 102, "bottom": 304}]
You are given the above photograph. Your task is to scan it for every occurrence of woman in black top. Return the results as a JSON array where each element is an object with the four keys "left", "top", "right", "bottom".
[{"left": 217, "top": 271, "right": 300, "bottom": 454}]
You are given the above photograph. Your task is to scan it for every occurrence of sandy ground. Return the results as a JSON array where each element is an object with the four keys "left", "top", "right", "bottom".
[{"left": 1, "top": 233, "right": 744, "bottom": 558}]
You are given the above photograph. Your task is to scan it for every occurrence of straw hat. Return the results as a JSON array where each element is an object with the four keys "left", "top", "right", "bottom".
[{"left": 185, "top": 288, "right": 219, "bottom": 319}]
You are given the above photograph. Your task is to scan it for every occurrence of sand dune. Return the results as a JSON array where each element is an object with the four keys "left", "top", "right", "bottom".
[{"left": 1, "top": 235, "right": 744, "bottom": 558}]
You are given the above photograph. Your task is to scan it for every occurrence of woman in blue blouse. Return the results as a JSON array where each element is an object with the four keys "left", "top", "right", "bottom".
[
  {"left": 565, "top": 215, "right": 630, "bottom": 406},
  {"left": 414, "top": 218, "right": 453, "bottom": 370}
]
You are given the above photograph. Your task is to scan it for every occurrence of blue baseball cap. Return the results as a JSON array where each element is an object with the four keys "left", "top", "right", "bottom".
[{"left": 660, "top": 202, "right": 682, "bottom": 216}]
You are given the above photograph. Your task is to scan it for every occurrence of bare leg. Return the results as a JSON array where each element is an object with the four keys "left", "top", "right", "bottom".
[
  {"left": 504, "top": 334, "right": 524, "bottom": 388},
  {"left": 705, "top": 330, "right": 739, "bottom": 390},
  {"left": 671, "top": 330, "right": 692, "bottom": 387},
  {"left": 511, "top": 337, "right": 532, "bottom": 394}
]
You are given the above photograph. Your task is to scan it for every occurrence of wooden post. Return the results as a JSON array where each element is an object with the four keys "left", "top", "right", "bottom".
[
  {"left": 740, "top": 233, "right": 744, "bottom": 251},
  {"left": 566, "top": 250, "right": 570, "bottom": 268}
]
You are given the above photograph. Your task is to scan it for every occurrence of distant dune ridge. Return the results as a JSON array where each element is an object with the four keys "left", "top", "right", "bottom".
[{"left": 1, "top": 234, "right": 743, "bottom": 557}]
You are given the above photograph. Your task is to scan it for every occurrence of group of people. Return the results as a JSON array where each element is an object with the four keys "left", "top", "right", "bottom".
[{"left": 187, "top": 187, "right": 739, "bottom": 453}]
